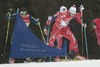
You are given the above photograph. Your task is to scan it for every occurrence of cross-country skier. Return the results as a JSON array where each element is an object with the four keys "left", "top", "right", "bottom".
[
  {"left": 6, "top": 7, "right": 39, "bottom": 63},
  {"left": 92, "top": 18, "right": 100, "bottom": 46},
  {"left": 46, "top": 5, "right": 86, "bottom": 61},
  {"left": 6, "top": 7, "right": 39, "bottom": 27}
]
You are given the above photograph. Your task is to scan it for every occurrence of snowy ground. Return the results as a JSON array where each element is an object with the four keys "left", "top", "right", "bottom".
[{"left": 0, "top": 60, "right": 100, "bottom": 67}]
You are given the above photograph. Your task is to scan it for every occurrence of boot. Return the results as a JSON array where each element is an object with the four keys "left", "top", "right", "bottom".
[
  {"left": 75, "top": 53, "right": 86, "bottom": 60},
  {"left": 68, "top": 50, "right": 75, "bottom": 59},
  {"left": 9, "top": 58, "right": 15, "bottom": 63},
  {"left": 54, "top": 56, "right": 60, "bottom": 62}
]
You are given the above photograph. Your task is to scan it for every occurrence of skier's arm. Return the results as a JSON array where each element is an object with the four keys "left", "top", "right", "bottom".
[
  {"left": 74, "top": 15, "right": 87, "bottom": 28},
  {"left": 74, "top": 16, "right": 83, "bottom": 24},
  {"left": 46, "top": 12, "right": 57, "bottom": 25},
  {"left": 29, "top": 15, "right": 39, "bottom": 25},
  {"left": 6, "top": 13, "right": 16, "bottom": 19},
  {"left": 46, "top": 16, "right": 56, "bottom": 25},
  {"left": 74, "top": 4, "right": 84, "bottom": 24},
  {"left": 6, "top": 8, "right": 16, "bottom": 19}
]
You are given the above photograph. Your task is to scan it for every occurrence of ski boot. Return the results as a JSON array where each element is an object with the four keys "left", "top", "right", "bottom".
[
  {"left": 54, "top": 56, "right": 60, "bottom": 62},
  {"left": 75, "top": 53, "right": 86, "bottom": 60},
  {"left": 68, "top": 50, "right": 75, "bottom": 59},
  {"left": 9, "top": 58, "right": 15, "bottom": 63}
]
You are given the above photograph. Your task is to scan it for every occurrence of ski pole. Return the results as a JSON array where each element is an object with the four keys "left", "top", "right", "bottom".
[
  {"left": 3, "top": 8, "right": 19, "bottom": 63},
  {"left": 38, "top": 22, "right": 46, "bottom": 44},
  {"left": 79, "top": 4, "right": 85, "bottom": 56},
  {"left": 83, "top": 26, "right": 89, "bottom": 59},
  {"left": 3, "top": 11, "right": 11, "bottom": 63},
  {"left": 81, "top": 18, "right": 84, "bottom": 56},
  {"left": 46, "top": 22, "right": 51, "bottom": 43},
  {"left": 81, "top": 9, "right": 84, "bottom": 56},
  {"left": 17, "top": 8, "right": 19, "bottom": 15}
]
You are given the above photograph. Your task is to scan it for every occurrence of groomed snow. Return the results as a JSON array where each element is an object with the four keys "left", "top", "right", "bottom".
[{"left": 0, "top": 60, "right": 100, "bottom": 67}]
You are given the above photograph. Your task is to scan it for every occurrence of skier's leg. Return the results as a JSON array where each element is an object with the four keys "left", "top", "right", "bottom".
[
  {"left": 48, "top": 25, "right": 60, "bottom": 47},
  {"left": 56, "top": 35, "right": 63, "bottom": 49},
  {"left": 63, "top": 29, "right": 85, "bottom": 60},
  {"left": 54, "top": 35, "right": 63, "bottom": 62},
  {"left": 63, "top": 30, "right": 77, "bottom": 59}
]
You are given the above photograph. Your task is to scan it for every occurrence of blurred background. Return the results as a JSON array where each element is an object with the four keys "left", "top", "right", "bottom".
[{"left": 0, "top": 0, "right": 100, "bottom": 63}]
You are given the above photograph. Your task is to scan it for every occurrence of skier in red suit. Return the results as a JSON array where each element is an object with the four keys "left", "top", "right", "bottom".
[
  {"left": 46, "top": 5, "right": 86, "bottom": 61},
  {"left": 93, "top": 18, "right": 100, "bottom": 46}
]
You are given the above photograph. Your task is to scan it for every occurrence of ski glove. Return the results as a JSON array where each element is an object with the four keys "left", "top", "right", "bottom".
[
  {"left": 35, "top": 18, "right": 39, "bottom": 22},
  {"left": 79, "top": 4, "right": 84, "bottom": 12},
  {"left": 48, "top": 16, "right": 52, "bottom": 21},
  {"left": 6, "top": 8, "right": 13, "bottom": 16},
  {"left": 82, "top": 23, "right": 87, "bottom": 28}
]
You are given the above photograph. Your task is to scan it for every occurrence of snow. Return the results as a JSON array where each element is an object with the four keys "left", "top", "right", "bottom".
[{"left": 0, "top": 60, "right": 100, "bottom": 67}]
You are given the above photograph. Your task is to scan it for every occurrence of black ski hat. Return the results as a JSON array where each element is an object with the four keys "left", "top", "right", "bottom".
[{"left": 20, "top": 7, "right": 27, "bottom": 11}]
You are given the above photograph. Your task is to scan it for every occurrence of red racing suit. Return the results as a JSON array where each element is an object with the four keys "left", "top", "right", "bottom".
[
  {"left": 93, "top": 18, "right": 100, "bottom": 46},
  {"left": 46, "top": 11, "right": 83, "bottom": 53}
]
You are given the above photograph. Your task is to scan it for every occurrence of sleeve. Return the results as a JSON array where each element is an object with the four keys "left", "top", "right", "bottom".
[
  {"left": 51, "top": 16, "right": 57, "bottom": 22},
  {"left": 46, "top": 12, "right": 58, "bottom": 25},
  {"left": 75, "top": 12, "right": 83, "bottom": 17},
  {"left": 29, "top": 15, "right": 38, "bottom": 25},
  {"left": 74, "top": 17, "right": 83, "bottom": 24},
  {"left": 6, "top": 13, "right": 16, "bottom": 19},
  {"left": 53, "top": 12, "right": 59, "bottom": 19},
  {"left": 74, "top": 12, "right": 83, "bottom": 24}
]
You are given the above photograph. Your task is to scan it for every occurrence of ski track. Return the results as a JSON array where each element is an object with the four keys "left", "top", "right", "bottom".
[{"left": 0, "top": 60, "right": 100, "bottom": 67}]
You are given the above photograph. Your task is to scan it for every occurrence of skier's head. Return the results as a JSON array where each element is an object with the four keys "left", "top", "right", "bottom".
[
  {"left": 92, "top": 18, "right": 100, "bottom": 29},
  {"left": 69, "top": 5, "right": 76, "bottom": 15},
  {"left": 60, "top": 6, "right": 67, "bottom": 13},
  {"left": 20, "top": 7, "right": 27, "bottom": 15}
]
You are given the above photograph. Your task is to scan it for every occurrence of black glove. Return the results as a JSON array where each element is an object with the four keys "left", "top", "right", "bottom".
[{"left": 6, "top": 8, "right": 13, "bottom": 16}]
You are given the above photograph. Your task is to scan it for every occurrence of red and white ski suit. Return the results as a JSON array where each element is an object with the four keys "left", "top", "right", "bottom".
[
  {"left": 47, "top": 11, "right": 83, "bottom": 53},
  {"left": 93, "top": 18, "right": 100, "bottom": 46},
  {"left": 20, "top": 14, "right": 30, "bottom": 27}
]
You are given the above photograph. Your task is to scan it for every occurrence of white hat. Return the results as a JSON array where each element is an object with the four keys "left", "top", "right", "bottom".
[
  {"left": 60, "top": 6, "right": 67, "bottom": 13},
  {"left": 69, "top": 5, "right": 76, "bottom": 14}
]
